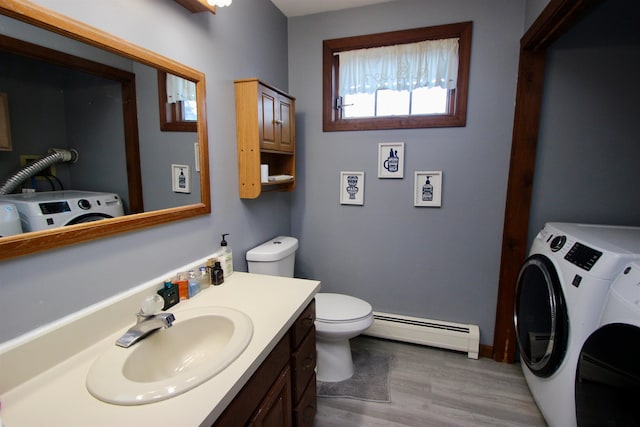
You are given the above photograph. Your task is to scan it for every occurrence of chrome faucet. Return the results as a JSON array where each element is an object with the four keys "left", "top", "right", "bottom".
[{"left": 115, "top": 311, "right": 175, "bottom": 348}]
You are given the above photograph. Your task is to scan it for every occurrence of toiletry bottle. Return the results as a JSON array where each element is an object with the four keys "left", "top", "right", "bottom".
[
  {"left": 188, "top": 269, "right": 200, "bottom": 298},
  {"left": 198, "top": 265, "right": 210, "bottom": 289},
  {"left": 157, "top": 279, "right": 179, "bottom": 310},
  {"left": 220, "top": 233, "right": 233, "bottom": 277},
  {"left": 422, "top": 176, "right": 433, "bottom": 201},
  {"left": 212, "top": 261, "right": 224, "bottom": 286},
  {"left": 175, "top": 273, "right": 189, "bottom": 300}
]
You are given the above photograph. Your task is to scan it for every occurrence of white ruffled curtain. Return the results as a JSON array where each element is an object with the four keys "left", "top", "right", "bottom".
[
  {"left": 166, "top": 74, "right": 196, "bottom": 103},
  {"left": 337, "top": 37, "right": 459, "bottom": 96}
]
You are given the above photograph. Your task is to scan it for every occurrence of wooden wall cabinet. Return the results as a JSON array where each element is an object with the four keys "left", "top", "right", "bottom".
[
  {"left": 212, "top": 300, "right": 316, "bottom": 427},
  {"left": 235, "top": 78, "right": 296, "bottom": 199}
]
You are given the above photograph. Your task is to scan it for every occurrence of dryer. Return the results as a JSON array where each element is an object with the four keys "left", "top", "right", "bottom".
[
  {"left": 0, "top": 190, "right": 124, "bottom": 232},
  {"left": 574, "top": 261, "right": 640, "bottom": 426},
  {"left": 514, "top": 223, "right": 640, "bottom": 427}
]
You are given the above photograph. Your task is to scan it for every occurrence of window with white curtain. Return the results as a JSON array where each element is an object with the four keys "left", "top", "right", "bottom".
[
  {"left": 166, "top": 73, "right": 197, "bottom": 121},
  {"left": 323, "top": 22, "right": 472, "bottom": 131}
]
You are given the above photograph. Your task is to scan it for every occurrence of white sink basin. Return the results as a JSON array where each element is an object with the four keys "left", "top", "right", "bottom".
[{"left": 86, "top": 306, "right": 253, "bottom": 405}]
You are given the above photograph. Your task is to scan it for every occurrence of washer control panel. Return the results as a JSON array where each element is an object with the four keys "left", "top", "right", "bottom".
[{"left": 564, "top": 242, "right": 603, "bottom": 271}]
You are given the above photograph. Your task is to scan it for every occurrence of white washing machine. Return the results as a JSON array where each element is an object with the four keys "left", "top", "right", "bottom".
[
  {"left": 574, "top": 261, "right": 640, "bottom": 426},
  {"left": 0, "top": 202, "right": 22, "bottom": 236},
  {"left": 514, "top": 222, "right": 640, "bottom": 427},
  {"left": 0, "top": 190, "right": 124, "bottom": 232}
]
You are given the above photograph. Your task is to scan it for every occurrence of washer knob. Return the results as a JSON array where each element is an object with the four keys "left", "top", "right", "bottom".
[
  {"left": 550, "top": 235, "right": 566, "bottom": 252},
  {"left": 78, "top": 199, "right": 91, "bottom": 210}
]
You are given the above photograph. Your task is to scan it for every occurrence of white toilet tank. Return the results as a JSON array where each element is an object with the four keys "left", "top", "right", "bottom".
[{"left": 246, "top": 236, "right": 298, "bottom": 277}]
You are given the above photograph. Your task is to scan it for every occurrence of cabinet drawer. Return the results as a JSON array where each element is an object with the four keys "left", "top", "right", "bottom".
[
  {"left": 290, "top": 300, "right": 315, "bottom": 350},
  {"left": 293, "top": 373, "right": 317, "bottom": 427},
  {"left": 291, "top": 326, "right": 316, "bottom": 401}
]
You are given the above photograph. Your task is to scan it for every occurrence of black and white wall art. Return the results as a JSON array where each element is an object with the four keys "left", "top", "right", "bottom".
[
  {"left": 414, "top": 171, "right": 442, "bottom": 207},
  {"left": 378, "top": 142, "right": 404, "bottom": 178},
  {"left": 340, "top": 171, "right": 365, "bottom": 205}
]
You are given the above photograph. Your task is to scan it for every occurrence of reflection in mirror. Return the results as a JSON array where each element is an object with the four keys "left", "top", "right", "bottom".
[
  {"left": 158, "top": 71, "right": 198, "bottom": 132},
  {"left": 0, "top": 33, "right": 144, "bottom": 213},
  {"left": 0, "top": 1, "right": 210, "bottom": 260}
]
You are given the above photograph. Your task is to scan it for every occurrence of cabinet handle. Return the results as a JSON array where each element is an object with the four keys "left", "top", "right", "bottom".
[
  {"left": 273, "top": 119, "right": 283, "bottom": 125},
  {"left": 303, "top": 355, "right": 315, "bottom": 369}
]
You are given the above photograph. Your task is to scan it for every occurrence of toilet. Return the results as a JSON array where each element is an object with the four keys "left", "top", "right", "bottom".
[{"left": 246, "top": 236, "right": 374, "bottom": 382}]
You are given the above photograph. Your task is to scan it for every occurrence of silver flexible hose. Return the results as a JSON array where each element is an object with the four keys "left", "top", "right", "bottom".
[{"left": 0, "top": 148, "right": 78, "bottom": 195}]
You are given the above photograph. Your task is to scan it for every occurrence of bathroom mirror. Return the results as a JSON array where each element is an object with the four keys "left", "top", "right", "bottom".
[{"left": 0, "top": 1, "right": 210, "bottom": 260}]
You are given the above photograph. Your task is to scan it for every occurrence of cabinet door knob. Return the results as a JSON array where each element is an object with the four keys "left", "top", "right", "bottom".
[{"left": 273, "top": 119, "right": 284, "bottom": 125}]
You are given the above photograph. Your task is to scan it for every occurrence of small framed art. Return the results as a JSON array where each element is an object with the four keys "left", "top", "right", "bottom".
[
  {"left": 414, "top": 171, "right": 442, "bottom": 207},
  {"left": 378, "top": 142, "right": 404, "bottom": 178},
  {"left": 340, "top": 171, "right": 365, "bottom": 205},
  {"left": 171, "top": 164, "right": 191, "bottom": 193}
]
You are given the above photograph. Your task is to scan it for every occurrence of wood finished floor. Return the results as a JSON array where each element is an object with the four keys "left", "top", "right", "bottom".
[{"left": 314, "top": 336, "right": 546, "bottom": 427}]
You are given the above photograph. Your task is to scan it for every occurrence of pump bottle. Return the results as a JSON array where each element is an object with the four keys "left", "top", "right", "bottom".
[{"left": 219, "top": 233, "right": 233, "bottom": 277}]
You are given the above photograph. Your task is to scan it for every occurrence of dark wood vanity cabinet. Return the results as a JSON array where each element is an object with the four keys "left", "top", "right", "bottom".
[
  {"left": 212, "top": 300, "right": 316, "bottom": 427},
  {"left": 290, "top": 302, "right": 317, "bottom": 427}
]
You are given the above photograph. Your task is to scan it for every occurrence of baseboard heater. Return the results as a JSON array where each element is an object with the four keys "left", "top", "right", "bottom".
[{"left": 364, "top": 312, "right": 480, "bottom": 359}]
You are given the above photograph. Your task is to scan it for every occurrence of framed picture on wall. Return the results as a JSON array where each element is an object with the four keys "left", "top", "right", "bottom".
[
  {"left": 171, "top": 164, "right": 190, "bottom": 193},
  {"left": 414, "top": 171, "right": 442, "bottom": 207},
  {"left": 378, "top": 142, "right": 404, "bottom": 178},
  {"left": 340, "top": 171, "right": 365, "bottom": 205}
]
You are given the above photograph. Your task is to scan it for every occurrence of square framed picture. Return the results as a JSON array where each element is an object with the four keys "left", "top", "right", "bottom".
[
  {"left": 340, "top": 171, "right": 365, "bottom": 205},
  {"left": 171, "top": 164, "right": 191, "bottom": 193},
  {"left": 414, "top": 171, "right": 442, "bottom": 207},
  {"left": 378, "top": 142, "right": 404, "bottom": 178}
]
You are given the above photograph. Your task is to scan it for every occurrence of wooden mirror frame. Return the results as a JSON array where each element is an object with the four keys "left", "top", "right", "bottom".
[{"left": 0, "top": 0, "right": 210, "bottom": 261}]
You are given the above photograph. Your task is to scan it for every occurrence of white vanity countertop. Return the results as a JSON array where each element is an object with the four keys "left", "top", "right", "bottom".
[{"left": 0, "top": 271, "right": 320, "bottom": 427}]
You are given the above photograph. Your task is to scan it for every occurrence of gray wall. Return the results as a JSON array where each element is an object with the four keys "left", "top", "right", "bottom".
[
  {"left": 525, "top": 0, "right": 550, "bottom": 29},
  {"left": 0, "top": 0, "right": 292, "bottom": 344},
  {"left": 134, "top": 62, "right": 201, "bottom": 211},
  {"left": 288, "top": 0, "right": 525, "bottom": 345},
  {"left": 528, "top": 0, "right": 640, "bottom": 242}
]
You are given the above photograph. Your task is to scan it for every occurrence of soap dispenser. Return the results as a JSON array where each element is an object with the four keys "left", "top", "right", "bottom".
[{"left": 220, "top": 233, "right": 233, "bottom": 277}]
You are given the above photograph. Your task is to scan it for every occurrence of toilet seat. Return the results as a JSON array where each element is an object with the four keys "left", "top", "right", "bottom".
[{"left": 315, "top": 293, "right": 372, "bottom": 323}]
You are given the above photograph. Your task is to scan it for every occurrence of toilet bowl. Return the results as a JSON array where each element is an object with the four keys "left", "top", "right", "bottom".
[
  {"left": 246, "top": 236, "right": 374, "bottom": 382},
  {"left": 314, "top": 293, "right": 373, "bottom": 382}
]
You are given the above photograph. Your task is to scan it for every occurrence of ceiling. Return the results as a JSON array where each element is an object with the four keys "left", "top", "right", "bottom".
[{"left": 270, "top": 0, "right": 397, "bottom": 17}]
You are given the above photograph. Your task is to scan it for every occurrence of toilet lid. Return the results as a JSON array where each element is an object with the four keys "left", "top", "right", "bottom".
[{"left": 315, "top": 293, "right": 372, "bottom": 323}]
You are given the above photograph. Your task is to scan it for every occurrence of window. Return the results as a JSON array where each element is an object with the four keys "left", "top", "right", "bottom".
[
  {"left": 158, "top": 71, "right": 197, "bottom": 132},
  {"left": 323, "top": 22, "right": 472, "bottom": 132}
]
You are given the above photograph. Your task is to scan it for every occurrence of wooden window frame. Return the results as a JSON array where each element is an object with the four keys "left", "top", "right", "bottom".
[{"left": 323, "top": 21, "right": 473, "bottom": 132}]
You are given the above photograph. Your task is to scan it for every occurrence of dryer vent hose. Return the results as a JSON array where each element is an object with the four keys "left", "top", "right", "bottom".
[{"left": 0, "top": 148, "right": 78, "bottom": 195}]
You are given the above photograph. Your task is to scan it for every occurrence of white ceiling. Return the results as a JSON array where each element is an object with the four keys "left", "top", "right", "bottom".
[{"left": 270, "top": 0, "right": 397, "bottom": 17}]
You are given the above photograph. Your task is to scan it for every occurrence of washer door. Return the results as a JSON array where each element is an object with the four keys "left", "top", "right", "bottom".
[
  {"left": 514, "top": 254, "right": 569, "bottom": 378},
  {"left": 576, "top": 324, "right": 640, "bottom": 426},
  {"left": 65, "top": 213, "right": 113, "bottom": 225}
]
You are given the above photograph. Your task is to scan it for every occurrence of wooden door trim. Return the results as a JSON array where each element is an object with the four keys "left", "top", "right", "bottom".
[{"left": 492, "top": 0, "right": 602, "bottom": 362}]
